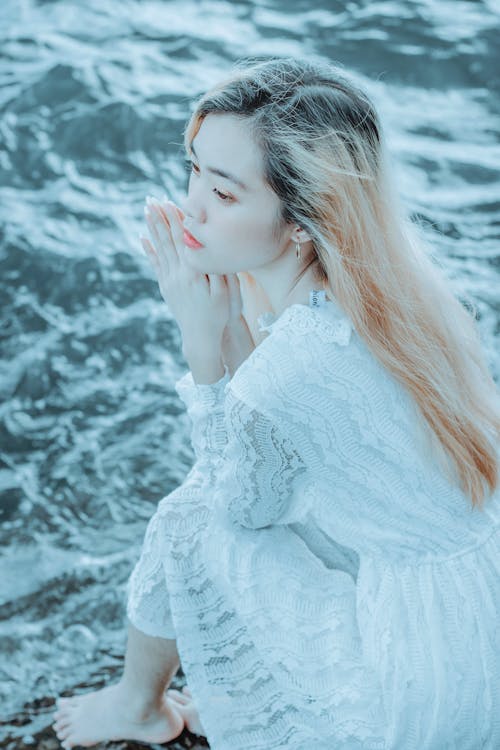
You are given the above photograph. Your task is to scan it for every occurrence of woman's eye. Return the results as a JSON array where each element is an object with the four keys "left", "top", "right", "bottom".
[
  {"left": 185, "top": 160, "right": 200, "bottom": 175},
  {"left": 213, "top": 188, "right": 232, "bottom": 202},
  {"left": 185, "top": 160, "right": 232, "bottom": 202}
]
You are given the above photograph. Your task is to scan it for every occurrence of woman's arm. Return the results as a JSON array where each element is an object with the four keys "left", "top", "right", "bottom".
[
  {"left": 221, "top": 314, "right": 256, "bottom": 378},
  {"left": 182, "top": 344, "right": 226, "bottom": 386},
  {"left": 182, "top": 308, "right": 257, "bottom": 385},
  {"left": 215, "top": 388, "right": 312, "bottom": 528}
]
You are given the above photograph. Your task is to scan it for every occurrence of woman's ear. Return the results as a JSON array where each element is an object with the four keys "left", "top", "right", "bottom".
[{"left": 293, "top": 226, "right": 313, "bottom": 245}]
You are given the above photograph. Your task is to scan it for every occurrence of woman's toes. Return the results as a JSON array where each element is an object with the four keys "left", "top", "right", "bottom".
[
  {"left": 54, "top": 725, "right": 71, "bottom": 741},
  {"left": 53, "top": 717, "right": 72, "bottom": 732},
  {"left": 55, "top": 702, "right": 75, "bottom": 717},
  {"left": 182, "top": 686, "right": 192, "bottom": 696},
  {"left": 56, "top": 696, "right": 72, "bottom": 708},
  {"left": 53, "top": 705, "right": 74, "bottom": 724},
  {"left": 53, "top": 707, "right": 71, "bottom": 721}
]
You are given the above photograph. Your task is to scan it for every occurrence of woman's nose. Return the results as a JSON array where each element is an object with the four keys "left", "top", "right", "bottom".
[{"left": 181, "top": 187, "right": 206, "bottom": 224}]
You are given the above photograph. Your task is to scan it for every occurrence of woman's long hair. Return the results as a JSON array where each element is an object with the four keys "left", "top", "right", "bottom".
[{"left": 183, "top": 56, "right": 500, "bottom": 509}]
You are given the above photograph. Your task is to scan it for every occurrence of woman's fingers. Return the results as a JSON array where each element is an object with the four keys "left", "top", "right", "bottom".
[
  {"left": 162, "top": 200, "right": 184, "bottom": 249},
  {"left": 172, "top": 202, "right": 186, "bottom": 222},
  {"left": 144, "top": 207, "right": 165, "bottom": 265},
  {"left": 225, "top": 273, "right": 243, "bottom": 320},
  {"left": 226, "top": 273, "right": 240, "bottom": 297},
  {"left": 145, "top": 202, "right": 177, "bottom": 272},
  {"left": 207, "top": 273, "right": 220, "bottom": 290},
  {"left": 141, "top": 193, "right": 232, "bottom": 345},
  {"left": 208, "top": 273, "right": 227, "bottom": 300},
  {"left": 140, "top": 236, "right": 159, "bottom": 271},
  {"left": 143, "top": 197, "right": 186, "bottom": 277}
]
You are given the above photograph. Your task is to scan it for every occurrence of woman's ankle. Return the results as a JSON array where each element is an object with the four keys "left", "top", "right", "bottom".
[{"left": 114, "top": 679, "right": 168, "bottom": 721}]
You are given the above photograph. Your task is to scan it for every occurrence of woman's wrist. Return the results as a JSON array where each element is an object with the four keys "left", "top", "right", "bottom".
[
  {"left": 222, "top": 315, "right": 256, "bottom": 376},
  {"left": 183, "top": 350, "right": 226, "bottom": 385},
  {"left": 223, "top": 314, "right": 246, "bottom": 340}
]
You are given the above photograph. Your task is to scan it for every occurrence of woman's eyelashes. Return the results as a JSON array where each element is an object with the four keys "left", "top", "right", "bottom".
[
  {"left": 185, "top": 159, "right": 233, "bottom": 202},
  {"left": 213, "top": 187, "right": 232, "bottom": 201}
]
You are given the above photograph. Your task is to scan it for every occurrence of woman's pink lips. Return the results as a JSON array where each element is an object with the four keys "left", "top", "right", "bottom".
[{"left": 183, "top": 228, "right": 204, "bottom": 249}]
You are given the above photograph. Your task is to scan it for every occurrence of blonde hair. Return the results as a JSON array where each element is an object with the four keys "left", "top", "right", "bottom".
[{"left": 183, "top": 56, "right": 500, "bottom": 509}]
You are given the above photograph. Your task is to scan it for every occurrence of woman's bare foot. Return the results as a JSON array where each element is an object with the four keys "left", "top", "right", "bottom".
[
  {"left": 52, "top": 681, "right": 185, "bottom": 749},
  {"left": 166, "top": 686, "right": 206, "bottom": 736}
]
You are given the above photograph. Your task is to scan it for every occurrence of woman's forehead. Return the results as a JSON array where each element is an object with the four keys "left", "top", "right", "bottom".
[{"left": 192, "top": 114, "right": 264, "bottom": 188}]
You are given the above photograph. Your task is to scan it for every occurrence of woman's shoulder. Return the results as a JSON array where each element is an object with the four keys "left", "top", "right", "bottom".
[
  {"left": 227, "top": 293, "right": 356, "bottom": 412},
  {"left": 256, "top": 296, "right": 353, "bottom": 347}
]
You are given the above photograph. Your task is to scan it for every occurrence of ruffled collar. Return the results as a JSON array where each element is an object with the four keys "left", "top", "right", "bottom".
[{"left": 256, "top": 290, "right": 353, "bottom": 347}]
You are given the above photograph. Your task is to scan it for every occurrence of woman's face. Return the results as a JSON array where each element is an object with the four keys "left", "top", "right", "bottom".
[{"left": 181, "top": 113, "right": 292, "bottom": 275}]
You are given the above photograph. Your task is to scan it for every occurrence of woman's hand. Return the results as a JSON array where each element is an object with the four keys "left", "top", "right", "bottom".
[
  {"left": 140, "top": 196, "right": 236, "bottom": 357},
  {"left": 225, "top": 272, "right": 243, "bottom": 327}
]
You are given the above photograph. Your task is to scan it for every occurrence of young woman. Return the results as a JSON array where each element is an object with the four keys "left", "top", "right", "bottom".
[{"left": 52, "top": 57, "right": 500, "bottom": 750}]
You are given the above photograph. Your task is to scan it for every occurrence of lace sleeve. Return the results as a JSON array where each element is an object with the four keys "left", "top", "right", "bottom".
[
  {"left": 215, "top": 390, "right": 314, "bottom": 529},
  {"left": 174, "top": 365, "right": 231, "bottom": 467},
  {"left": 126, "top": 505, "right": 177, "bottom": 638},
  {"left": 126, "top": 471, "right": 207, "bottom": 639}
]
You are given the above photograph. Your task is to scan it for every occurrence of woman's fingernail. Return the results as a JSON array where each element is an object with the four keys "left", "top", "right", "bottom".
[{"left": 144, "top": 206, "right": 150, "bottom": 216}]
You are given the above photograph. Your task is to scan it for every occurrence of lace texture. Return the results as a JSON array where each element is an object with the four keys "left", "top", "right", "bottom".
[
  {"left": 126, "top": 299, "right": 500, "bottom": 750},
  {"left": 257, "top": 301, "right": 353, "bottom": 347},
  {"left": 126, "top": 467, "right": 206, "bottom": 639},
  {"left": 218, "top": 393, "right": 311, "bottom": 528}
]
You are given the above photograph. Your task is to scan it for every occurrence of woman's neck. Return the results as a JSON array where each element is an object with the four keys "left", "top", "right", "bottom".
[{"left": 238, "top": 267, "right": 325, "bottom": 346}]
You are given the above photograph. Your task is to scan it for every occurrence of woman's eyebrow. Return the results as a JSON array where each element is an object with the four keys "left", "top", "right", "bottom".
[{"left": 190, "top": 143, "right": 248, "bottom": 191}]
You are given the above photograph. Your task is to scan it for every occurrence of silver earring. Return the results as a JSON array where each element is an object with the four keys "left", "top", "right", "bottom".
[{"left": 295, "top": 240, "right": 301, "bottom": 260}]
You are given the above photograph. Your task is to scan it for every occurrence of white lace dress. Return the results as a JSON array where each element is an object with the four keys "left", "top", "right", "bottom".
[{"left": 126, "top": 292, "right": 500, "bottom": 750}]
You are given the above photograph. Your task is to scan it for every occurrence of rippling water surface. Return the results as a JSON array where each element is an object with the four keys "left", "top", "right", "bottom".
[{"left": 1, "top": 0, "right": 499, "bottom": 740}]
